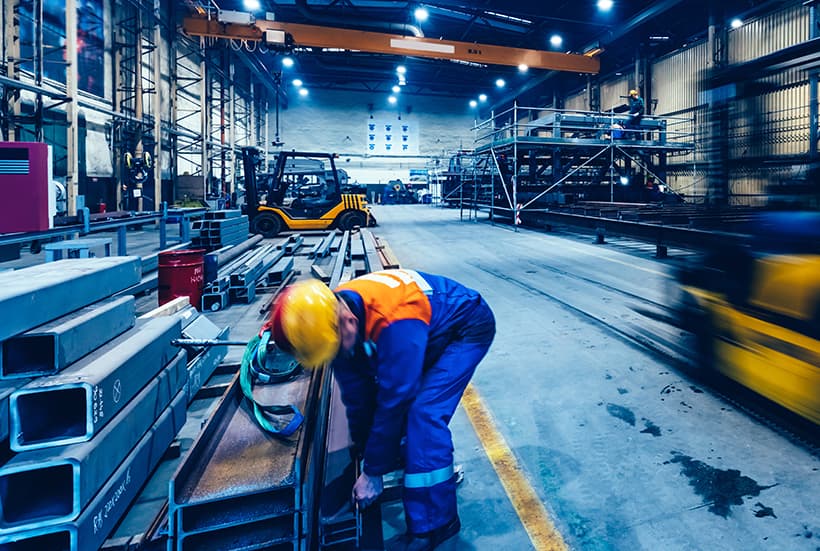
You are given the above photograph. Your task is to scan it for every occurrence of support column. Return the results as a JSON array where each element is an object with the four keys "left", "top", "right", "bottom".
[
  {"left": 153, "top": 0, "right": 163, "bottom": 210},
  {"left": 228, "top": 54, "right": 235, "bottom": 196},
  {"left": 810, "top": 2, "right": 818, "bottom": 159},
  {"left": 65, "top": 0, "right": 79, "bottom": 215},
  {"left": 3, "top": 0, "right": 21, "bottom": 141},
  {"left": 200, "top": 43, "right": 208, "bottom": 200}
]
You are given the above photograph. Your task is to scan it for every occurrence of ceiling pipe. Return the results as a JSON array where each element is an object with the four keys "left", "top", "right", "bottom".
[{"left": 294, "top": 0, "right": 424, "bottom": 37}]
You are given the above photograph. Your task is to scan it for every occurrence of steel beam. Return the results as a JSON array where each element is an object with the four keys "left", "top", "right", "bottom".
[
  {"left": 0, "top": 352, "right": 186, "bottom": 533},
  {"left": 169, "top": 365, "right": 319, "bottom": 550},
  {"left": 205, "top": 235, "right": 265, "bottom": 283},
  {"left": 9, "top": 317, "right": 180, "bottom": 452},
  {"left": 182, "top": 18, "right": 600, "bottom": 74},
  {"left": 0, "top": 390, "right": 187, "bottom": 551},
  {"left": 1, "top": 297, "right": 136, "bottom": 380},
  {"left": 0, "top": 381, "right": 28, "bottom": 443},
  {"left": 0, "top": 258, "right": 142, "bottom": 343}
]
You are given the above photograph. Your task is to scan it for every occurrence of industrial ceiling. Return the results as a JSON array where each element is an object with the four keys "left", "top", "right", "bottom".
[{"left": 194, "top": 0, "right": 778, "bottom": 102}]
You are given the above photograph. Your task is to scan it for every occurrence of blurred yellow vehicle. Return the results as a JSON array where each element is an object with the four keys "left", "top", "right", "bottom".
[{"left": 676, "top": 212, "right": 819, "bottom": 425}]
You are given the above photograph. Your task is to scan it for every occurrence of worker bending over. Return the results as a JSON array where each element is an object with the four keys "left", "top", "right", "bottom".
[{"left": 269, "top": 270, "right": 495, "bottom": 551}]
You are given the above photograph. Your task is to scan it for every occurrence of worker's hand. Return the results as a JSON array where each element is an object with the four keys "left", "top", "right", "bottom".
[{"left": 352, "top": 472, "right": 383, "bottom": 508}]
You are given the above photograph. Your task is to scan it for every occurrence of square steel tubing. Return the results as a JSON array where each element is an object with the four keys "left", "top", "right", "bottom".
[
  {"left": 0, "top": 390, "right": 187, "bottom": 551},
  {"left": 0, "top": 296, "right": 136, "bottom": 380},
  {"left": 0, "top": 351, "right": 186, "bottom": 533},
  {"left": 0, "top": 257, "right": 141, "bottom": 343},
  {"left": 9, "top": 317, "right": 180, "bottom": 451}
]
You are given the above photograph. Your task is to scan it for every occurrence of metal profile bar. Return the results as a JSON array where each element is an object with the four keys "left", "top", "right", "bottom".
[
  {"left": 0, "top": 382, "right": 27, "bottom": 443},
  {"left": 360, "top": 230, "right": 383, "bottom": 274},
  {"left": 1, "top": 297, "right": 136, "bottom": 380},
  {"left": 204, "top": 235, "right": 264, "bottom": 282},
  {"left": 169, "top": 365, "right": 319, "bottom": 549},
  {"left": 0, "top": 258, "right": 141, "bottom": 343},
  {"left": 184, "top": 326, "right": 231, "bottom": 403},
  {"left": 9, "top": 317, "right": 181, "bottom": 452},
  {"left": 329, "top": 231, "right": 350, "bottom": 290},
  {"left": 0, "top": 389, "right": 187, "bottom": 551},
  {"left": 319, "top": 374, "right": 357, "bottom": 548},
  {"left": 266, "top": 257, "right": 294, "bottom": 286},
  {"left": 0, "top": 351, "right": 186, "bottom": 533}
]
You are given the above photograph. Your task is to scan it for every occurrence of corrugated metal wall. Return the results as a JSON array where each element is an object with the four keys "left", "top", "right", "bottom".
[
  {"left": 599, "top": 75, "right": 631, "bottom": 112},
  {"left": 652, "top": 41, "right": 708, "bottom": 116},
  {"left": 728, "top": 3, "right": 808, "bottom": 63},
  {"left": 565, "top": 90, "right": 588, "bottom": 111}
]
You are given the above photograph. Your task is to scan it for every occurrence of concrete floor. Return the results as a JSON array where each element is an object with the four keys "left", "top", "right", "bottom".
[
  {"left": 369, "top": 205, "right": 820, "bottom": 551},
  {"left": 3, "top": 208, "right": 817, "bottom": 550}
]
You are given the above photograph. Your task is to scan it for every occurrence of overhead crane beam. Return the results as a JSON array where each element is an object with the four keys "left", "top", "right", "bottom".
[{"left": 182, "top": 17, "right": 600, "bottom": 74}]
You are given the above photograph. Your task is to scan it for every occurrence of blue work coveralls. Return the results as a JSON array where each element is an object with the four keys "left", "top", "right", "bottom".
[{"left": 333, "top": 269, "right": 495, "bottom": 534}]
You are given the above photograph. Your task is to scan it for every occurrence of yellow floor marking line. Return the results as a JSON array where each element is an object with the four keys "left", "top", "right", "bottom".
[{"left": 461, "top": 384, "right": 568, "bottom": 551}]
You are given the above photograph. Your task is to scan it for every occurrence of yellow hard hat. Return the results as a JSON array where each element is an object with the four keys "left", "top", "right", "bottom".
[
  {"left": 629, "top": 89, "right": 639, "bottom": 96},
  {"left": 269, "top": 279, "right": 340, "bottom": 368}
]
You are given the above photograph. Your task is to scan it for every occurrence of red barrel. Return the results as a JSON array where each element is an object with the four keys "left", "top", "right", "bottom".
[{"left": 158, "top": 250, "right": 206, "bottom": 310}]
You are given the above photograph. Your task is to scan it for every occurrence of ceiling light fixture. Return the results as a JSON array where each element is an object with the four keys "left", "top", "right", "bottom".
[
  {"left": 392, "top": 85, "right": 401, "bottom": 93},
  {"left": 479, "top": 93, "right": 487, "bottom": 102},
  {"left": 388, "top": 96, "right": 398, "bottom": 104},
  {"left": 469, "top": 100, "right": 478, "bottom": 108},
  {"left": 292, "top": 79, "right": 303, "bottom": 87},
  {"left": 730, "top": 18, "right": 743, "bottom": 29},
  {"left": 495, "top": 78, "right": 505, "bottom": 88},
  {"left": 243, "top": 0, "right": 261, "bottom": 11},
  {"left": 282, "top": 57, "right": 294, "bottom": 68},
  {"left": 550, "top": 34, "right": 563, "bottom": 48},
  {"left": 397, "top": 65, "right": 407, "bottom": 74},
  {"left": 518, "top": 64, "right": 529, "bottom": 73},
  {"left": 414, "top": 6, "right": 429, "bottom": 22},
  {"left": 596, "top": 0, "right": 613, "bottom": 12},
  {"left": 298, "top": 88, "right": 309, "bottom": 97}
]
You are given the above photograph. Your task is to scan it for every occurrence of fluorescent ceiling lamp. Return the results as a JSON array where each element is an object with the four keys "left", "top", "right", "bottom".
[
  {"left": 495, "top": 78, "right": 505, "bottom": 88},
  {"left": 478, "top": 93, "right": 487, "bottom": 102},
  {"left": 469, "top": 100, "right": 478, "bottom": 108},
  {"left": 388, "top": 96, "right": 398, "bottom": 104},
  {"left": 518, "top": 64, "right": 529, "bottom": 73},
  {"left": 550, "top": 34, "right": 563, "bottom": 47},
  {"left": 244, "top": 0, "right": 261, "bottom": 11},
  {"left": 414, "top": 7, "right": 429, "bottom": 22},
  {"left": 730, "top": 18, "right": 743, "bottom": 29},
  {"left": 282, "top": 57, "right": 294, "bottom": 68},
  {"left": 597, "top": 0, "right": 613, "bottom": 12},
  {"left": 298, "top": 88, "right": 309, "bottom": 97},
  {"left": 391, "top": 39, "right": 455, "bottom": 54},
  {"left": 292, "top": 79, "right": 303, "bottom": 87}
]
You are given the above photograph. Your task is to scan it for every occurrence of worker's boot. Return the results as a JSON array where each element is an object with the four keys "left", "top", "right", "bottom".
[{"left": 393, "top": 516, "right": 461, "bottom": 551}]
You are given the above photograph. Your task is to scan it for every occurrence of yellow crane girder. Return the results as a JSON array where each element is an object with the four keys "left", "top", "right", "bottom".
[{"left": 182, "top": 16, "right": 600, "bottom": 74}]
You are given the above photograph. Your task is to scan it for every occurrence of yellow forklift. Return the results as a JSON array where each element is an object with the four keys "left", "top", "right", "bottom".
[{"left": 241, "top": 147, "right": 376, "bottom": 237}]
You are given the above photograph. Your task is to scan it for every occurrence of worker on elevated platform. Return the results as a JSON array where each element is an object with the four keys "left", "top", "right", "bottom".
[
  {"left": 625, "top": 89, "right": 645, "bottom": 139},
  {"left": 269, "top": 272, "right": 495, "bottom": 551}
]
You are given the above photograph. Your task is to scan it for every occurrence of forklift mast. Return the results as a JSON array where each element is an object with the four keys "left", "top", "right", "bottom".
[{"left": 241, "top": 146, "right": 262, "bottom": 218}]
